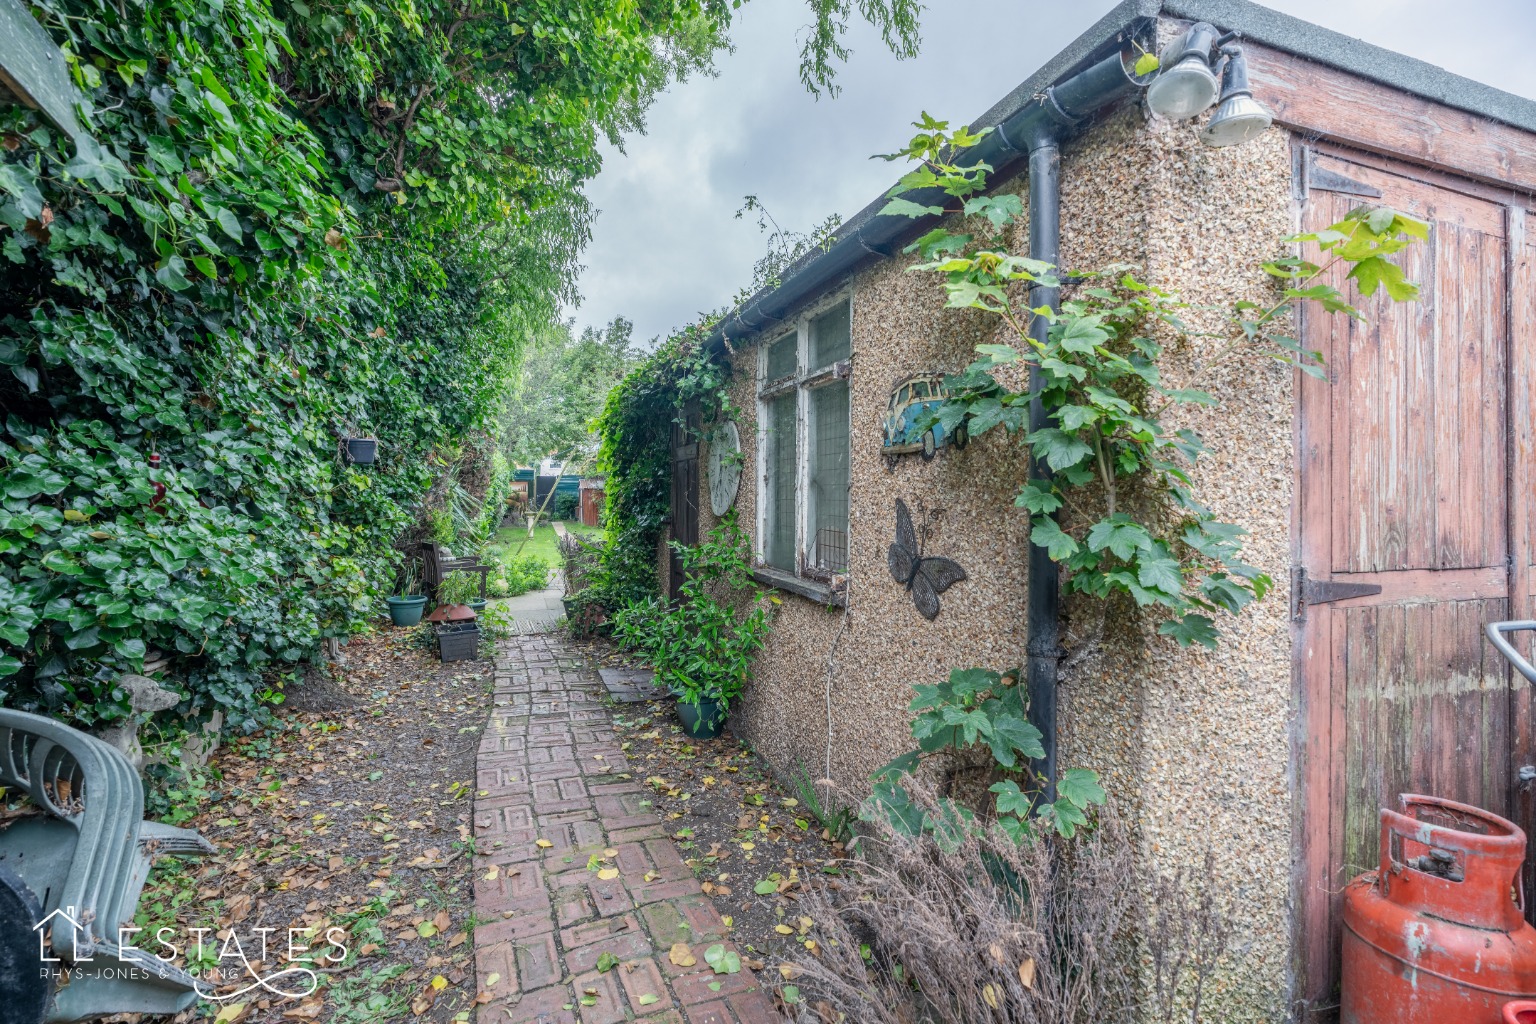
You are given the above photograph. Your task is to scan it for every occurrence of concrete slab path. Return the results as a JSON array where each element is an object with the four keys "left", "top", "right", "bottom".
[
  {"left": 492, "top": 578, "right": 567, "bottom": 635},
  {"left": 472, "top": 633, "right": 780, "bottom": 1024}
]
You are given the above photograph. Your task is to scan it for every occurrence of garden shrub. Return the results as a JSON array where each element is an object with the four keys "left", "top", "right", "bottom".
[
  {"left": 0, "top": 0, "right": 733, "bottom": 728},
  {"left": 492, "top": 553, "right": 552, "bottom": 599},
  {"left": 611, "top": 515, "right": 774, "bottom": 714},
  {"left": 553, "top": 492, "right": 580, "bottom": 522},
  {"left": 777, "top": 788, "right": 1235, "bottom": 1024}
]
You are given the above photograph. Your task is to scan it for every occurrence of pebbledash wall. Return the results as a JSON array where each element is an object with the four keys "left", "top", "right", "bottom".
[
  {"left": 653, "top": 5, "right": 1536, "bottom": 1019},
  {"left": 665, "top": 102, "right": 1298, "bottom": 1018}
]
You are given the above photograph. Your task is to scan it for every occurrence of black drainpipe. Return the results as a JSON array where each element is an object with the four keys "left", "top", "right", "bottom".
[
  {"left": 1023, "top": 137, "right": 1064, "bottom": 800},
  {"left": 998, "top": 55, "right": 1137, "bottom": 801}
]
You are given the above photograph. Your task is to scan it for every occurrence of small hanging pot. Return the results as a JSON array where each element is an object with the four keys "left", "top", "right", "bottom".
[{"left": 342, "top": 437, "right": 378, "bottom": 464}]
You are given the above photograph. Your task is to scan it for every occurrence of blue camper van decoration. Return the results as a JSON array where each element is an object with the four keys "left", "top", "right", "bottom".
[{"left": 881, "top": 372, "right": 968, "bottom": 462}]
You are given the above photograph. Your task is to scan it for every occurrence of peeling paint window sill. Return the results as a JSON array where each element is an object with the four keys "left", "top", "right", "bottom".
[{"left": 751, "top": 567, "right": 847, "bottom": 608}]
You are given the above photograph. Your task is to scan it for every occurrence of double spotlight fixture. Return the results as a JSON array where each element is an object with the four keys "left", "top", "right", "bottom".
[{"left": 1142, "top": 22, "right": 1274, "bottom": 146}]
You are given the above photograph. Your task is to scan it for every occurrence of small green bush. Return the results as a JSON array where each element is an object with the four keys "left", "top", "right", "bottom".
[
  {"left": 489, "top": 554, "right": 552, "bottom": 598},
  {"left": 554, "top": 492, "right": 581, "bottom": 521},
  {"left": 611, "top": 515, "right": 774, "bottom": 714}
]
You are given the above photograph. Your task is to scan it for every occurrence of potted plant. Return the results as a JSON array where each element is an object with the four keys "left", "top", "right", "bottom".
[
  {"left": 386, "top": 559, "right": 427, "bottom": 627},
  {"left": 428, "top": 569, "right": 482, "bottom": 622},
  {"left": 611, "top": 516, "right": 774, "bottom": 739},
  {"left": 429, "top": 570, "right": 481, "bottom": 661},
  {"left": 341, "top": 435, "right": 378, "bottom": 464}
]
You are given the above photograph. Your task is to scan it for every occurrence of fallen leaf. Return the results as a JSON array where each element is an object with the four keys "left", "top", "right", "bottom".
[
  {"left": 669, "top": 942, "right": 697, "bottom": 968},
  {"left": 597, "top": 868, "right": 619, "bottom": 881},
  {"left": 1019, "top": 958, "right": 1036, "bottom": 990},
  {"left": 535, "top": 838, "right": 553, "bottom": 849}
]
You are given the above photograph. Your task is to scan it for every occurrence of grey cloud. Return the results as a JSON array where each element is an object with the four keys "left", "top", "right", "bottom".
[{"left": 570, "top": 0, "right": 1536, "bottom": 345}]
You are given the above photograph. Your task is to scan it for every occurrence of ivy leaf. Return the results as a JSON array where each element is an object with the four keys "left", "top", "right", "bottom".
[
  {"left": 1057, "top": 768, "right": 1106, "bottom": 810},
  {"left": 65, "top": 136, "right": 131, "bottom": 191},
  {"left": 212, "top": 206, "right": 244, "bottom": 242},
  {"left": 1085, "top": 514, "right": 1152, "bottom": 560},
  {"left": 0, "top": 164, "right": 44, "bottom": 219},
  {"left": 1029, "top": 516, "right": 1078, "bottom": 560},
  {"left": 155, "top": 256, "right": 194, "bottom": 291},
  {"left": 1158, "top": 613, "right": 1219, "bottom": 649}
]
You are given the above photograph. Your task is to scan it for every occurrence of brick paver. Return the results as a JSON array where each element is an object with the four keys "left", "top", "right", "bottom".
[{"left": 473, "top": 634, "right": 780, "bottom": 1024}]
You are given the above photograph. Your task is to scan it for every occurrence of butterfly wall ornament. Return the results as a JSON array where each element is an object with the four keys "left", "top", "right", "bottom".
[{"left": 888, "top": 498, "right": 967, "bottom": 621}]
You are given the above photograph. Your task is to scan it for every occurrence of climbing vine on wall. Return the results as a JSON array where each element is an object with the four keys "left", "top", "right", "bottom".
[
  {"left": 879, "top": 114, "right": 1428, "bottom": 648},
  {"left": 586, "top": 323, "right": 734, "bottom": 614}
]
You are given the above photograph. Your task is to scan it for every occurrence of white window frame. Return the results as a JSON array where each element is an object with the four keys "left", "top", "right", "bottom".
[{"left": 754, "top": 293, "right": 853, "bottom": 597}]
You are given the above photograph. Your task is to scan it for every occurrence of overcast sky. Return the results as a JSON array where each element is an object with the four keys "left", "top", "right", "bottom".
[{"left": 567, "top": 0, "right": 1536, "bottom": 345}]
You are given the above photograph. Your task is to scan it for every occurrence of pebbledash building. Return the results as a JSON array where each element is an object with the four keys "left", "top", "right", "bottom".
[{"left": 652, "top": 1, "right": 1536, "bottom": 1019}]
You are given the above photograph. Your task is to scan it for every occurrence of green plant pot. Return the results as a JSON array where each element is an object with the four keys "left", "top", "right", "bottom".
[
  {"left": 386, "top": 595, "right": 428, "bottom": 626},
  {"left": 676, "top": 698, "right": 726, "bottom": 740},
  {"left": 467, "top": 599, "right": 488, "bottom": 614}
]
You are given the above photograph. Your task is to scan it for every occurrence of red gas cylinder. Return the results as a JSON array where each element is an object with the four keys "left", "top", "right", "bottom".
[
  {"left": 1342, "top": 794, "right": 1536, "bottom": 1022},
  {"left": 1507, "top": 1002, "right": 1536, "bottom": 1023}
]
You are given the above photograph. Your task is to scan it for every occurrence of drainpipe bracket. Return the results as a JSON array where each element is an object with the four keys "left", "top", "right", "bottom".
[{"left": 1025, "top": 637, "right": 1066, "bottom": 659}]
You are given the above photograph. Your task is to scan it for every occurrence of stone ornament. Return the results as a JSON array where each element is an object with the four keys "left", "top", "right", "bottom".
[{"left": 707, "top": 419, "right": 742, "bottom": 517}]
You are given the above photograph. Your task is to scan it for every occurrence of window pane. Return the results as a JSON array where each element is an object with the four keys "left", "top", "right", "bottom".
[
  {"left": 764, "top": 393, "right": 798, "bottom": 572},
  {"left": 808, "top": 381, "right": 850, "bottom": 572},
  {"left": 765, "top": 333, "right": 796, "bottom": 381},
  {"left": 810, "top": 302, "right": 851, "bottom": 369}
]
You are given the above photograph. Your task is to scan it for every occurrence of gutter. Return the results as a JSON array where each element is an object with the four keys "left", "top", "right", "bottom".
[{"left": 704, "top": 29, "right": 1149, "bottom": 355}]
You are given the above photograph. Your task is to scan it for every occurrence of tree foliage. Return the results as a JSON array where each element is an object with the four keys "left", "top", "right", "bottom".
[
  {"left": 500, "top": 317, "right": 639, "bottom": 467},
  {"left": 0, "top": 0, "right": 732, "bottom": 726}
]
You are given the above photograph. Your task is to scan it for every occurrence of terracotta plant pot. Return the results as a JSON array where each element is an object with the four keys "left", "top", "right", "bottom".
[{"left": 676, "top": 698, "right": 726, "bottom": 740}]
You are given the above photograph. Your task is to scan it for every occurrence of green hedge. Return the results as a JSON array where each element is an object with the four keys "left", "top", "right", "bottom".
[{"left": 0, "top": 0, "right": 728, "bottom": 728}]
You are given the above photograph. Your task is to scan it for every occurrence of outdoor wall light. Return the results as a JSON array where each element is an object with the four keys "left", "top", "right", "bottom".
[
  {"left": 1144, "top": 21, "right": 1220, "bottom": 120},
  {"left": 1198, "top": 45, "right": 1273, "bottom": 147}
]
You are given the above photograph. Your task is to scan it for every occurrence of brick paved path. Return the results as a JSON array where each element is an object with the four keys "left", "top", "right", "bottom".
[{"left": 473, "top": 634, "right": 780, "bottom": 1024}]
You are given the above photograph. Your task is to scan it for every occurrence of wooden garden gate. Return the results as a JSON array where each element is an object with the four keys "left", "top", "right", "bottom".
[
  {"left": 668, "top": 405, "right": 701, "bottom": 602},
  {"left": 1293, "top": 145, "right": 1536, "bottom": 1014}
]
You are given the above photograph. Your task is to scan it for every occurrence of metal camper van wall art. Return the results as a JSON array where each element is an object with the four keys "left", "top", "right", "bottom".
[{"left": 881, "top": 372, "right": 968, "bottom": 467}]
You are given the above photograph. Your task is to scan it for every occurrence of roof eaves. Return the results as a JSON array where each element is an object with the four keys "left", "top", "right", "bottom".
[{"left": 1162, "top": 0, "right": 1536, "bottom": 135}]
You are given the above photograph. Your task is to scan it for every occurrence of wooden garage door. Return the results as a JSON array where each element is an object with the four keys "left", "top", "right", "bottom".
[{"left": 1293, "top": 149, "right": 1536, "bottom": 1014}]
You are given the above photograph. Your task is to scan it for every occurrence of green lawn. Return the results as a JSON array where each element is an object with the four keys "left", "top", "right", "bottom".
[{"left": 486, "top": 520, "right": 600, "bottom": 569}]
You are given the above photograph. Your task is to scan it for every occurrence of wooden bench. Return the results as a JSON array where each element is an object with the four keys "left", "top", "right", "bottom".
[{"left": 420, "top": 542, "right": 491, "bottom": 600}]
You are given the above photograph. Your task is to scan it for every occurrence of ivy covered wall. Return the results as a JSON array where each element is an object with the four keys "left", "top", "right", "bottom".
[{"left": 0, "top": 0, "right": 728, "bottom": 728}]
